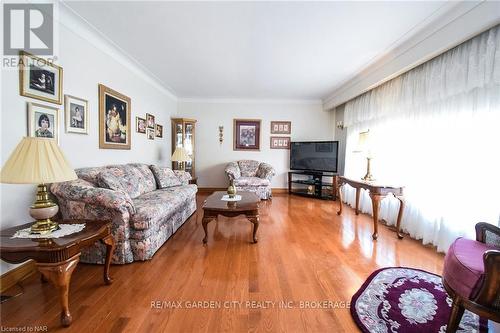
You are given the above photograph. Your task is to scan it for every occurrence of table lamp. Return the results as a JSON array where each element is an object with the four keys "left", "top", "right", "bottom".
[
  {"left": 171, "top": 146, "right": 191, "bottom": 171},
  {"left": 353, "top": 130, "right": 375, "bottom": 181},
  {"left": 0, "top": 137, "right": 77, "bottom": 234}
]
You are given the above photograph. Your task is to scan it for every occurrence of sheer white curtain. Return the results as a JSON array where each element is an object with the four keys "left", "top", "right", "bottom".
[{"left": 342, "top": 25, "right": 500, "bottom": 253}]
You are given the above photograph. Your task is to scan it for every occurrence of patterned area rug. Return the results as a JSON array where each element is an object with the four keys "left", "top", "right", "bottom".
[{"left": 351, "top": 267, "right": 488, "bottom": 333}]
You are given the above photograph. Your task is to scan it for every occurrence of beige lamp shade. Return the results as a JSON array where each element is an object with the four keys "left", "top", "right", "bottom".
[
  {"left": 171, "top": 146, "right": 191, "bottom": 162},
  {"left": 0, "top": 137, "right": 77, "bottom": 184},
  {"left": 353, "top": 130, "right": 372, "bottom": 157}
]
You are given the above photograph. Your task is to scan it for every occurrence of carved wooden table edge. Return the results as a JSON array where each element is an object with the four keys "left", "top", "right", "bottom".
[
  {"left": 335, "top": 176, "right": 405, "bottom": 240},
  {"left": 0, "top": 219, "right": 115, "bottom": 327}
]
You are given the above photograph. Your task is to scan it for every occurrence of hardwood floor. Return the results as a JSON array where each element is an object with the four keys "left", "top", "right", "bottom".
[{"left": 0, "top": 193, "right": 444, "bottom": 332}]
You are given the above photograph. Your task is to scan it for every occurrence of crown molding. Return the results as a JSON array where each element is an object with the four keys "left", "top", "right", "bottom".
[
  {"left": 323, "top": 1, "right": 500, "bottom": 110},
  {"left": 58, "top": 2, "right": 178, "bottom": 101},
  {"left": 178, "top": 97, "right": 323, "bottom": 105}
]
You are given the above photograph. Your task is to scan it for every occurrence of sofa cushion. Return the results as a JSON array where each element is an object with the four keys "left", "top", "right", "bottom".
[
  {"left": 131, "top": 185, "right": 197, "bottom": 230},
  {"left": 98, "top": 164, "right": 156, "bottom": 199},
  {"left": 150, "top": 165, "right": 182, "bottom": 188},
  {"left": 234, "top": 177, "right": 270, "bottom": 187},
  {"left": 238, "top": 160, "right": 260, "bottom": 177},
  {"left": 443, "top": 237, "right": 497, "bottom": 299}
]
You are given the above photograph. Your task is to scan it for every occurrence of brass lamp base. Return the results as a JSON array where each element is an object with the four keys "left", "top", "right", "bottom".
[
  {"left": 362, "top": 157, "right": 375, "bottom": 182},
  {"left": 30, "top": 219, "right": 59, "bottom": 234},
  {"left": 29, "top": 184, "right": 60, "bottom": 234}
]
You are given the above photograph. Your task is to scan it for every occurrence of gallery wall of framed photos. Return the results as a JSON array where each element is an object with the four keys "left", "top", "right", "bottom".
[{"left": 1, "top": 7, "right": 178, "bottom": 235}]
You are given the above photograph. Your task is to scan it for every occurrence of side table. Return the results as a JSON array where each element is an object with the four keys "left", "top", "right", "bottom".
[
  {"left": 336, "top": 177, "right": 405, "bottom": 240},
  {"left": 0, "top": 220, "right": 114, "bottom": 327}
]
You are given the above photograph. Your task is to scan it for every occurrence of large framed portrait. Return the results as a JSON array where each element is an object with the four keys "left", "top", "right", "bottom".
[
  {"left": 98, "top": 84, "right": 131, "bottom": 149},
  {"left": 233, "top": 119, "right": 261, "bottom": 151},
  {"left": 28, "top": 102, "right": 59, "bottom": 143},
  {"left": 19, "top": 51, "right": 63, "bottom": 104},
  {"left": 64, "top": 95, "right": 88, "bottom": 134}
]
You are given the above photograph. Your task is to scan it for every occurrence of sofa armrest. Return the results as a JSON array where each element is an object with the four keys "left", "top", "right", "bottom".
[
  {"left": 51, "top": 179, "right": 135, "bottom": 215},
  {"left": 225, "top": 162, "right": 241, "bottom": 180},
  {"left": 257, "top": 162, "right": 275, "bottom": 180},
  {"left": 173, "top": 170, "right": 192, "bottom": 185},
  {"left": 474, "top": 250, "right": 500, "bottom": 310},
  {"left": 475, "top": 222, "right": 500, "bottom": 247}
]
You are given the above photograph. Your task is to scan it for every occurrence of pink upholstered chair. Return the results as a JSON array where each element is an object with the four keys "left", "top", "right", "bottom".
[{"left": 442, "top": 222, "right": 500, "bottom": 333}]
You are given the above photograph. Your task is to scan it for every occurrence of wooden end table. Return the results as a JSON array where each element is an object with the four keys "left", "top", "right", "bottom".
[
  {"left": 202, "top": 191, "right": 260, "bottom": 244},
  {"left": 336, "top": 176, "right": 405, "bottom": 240},
  {"left": 0, "top": 220, "right": 114, "bottom": 327}
]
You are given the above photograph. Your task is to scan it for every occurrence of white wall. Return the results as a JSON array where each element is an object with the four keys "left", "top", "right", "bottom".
[
  {"left": 0, "top": 5, "right": 176, "bottom": 273},
  {"left": 178, "top": 99, "right": 335, "bottom": 188}
]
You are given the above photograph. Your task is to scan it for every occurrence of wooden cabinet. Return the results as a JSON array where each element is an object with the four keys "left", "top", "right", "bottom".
[{"left": 171, "top": 118, "right": 197, "bottom": 177}]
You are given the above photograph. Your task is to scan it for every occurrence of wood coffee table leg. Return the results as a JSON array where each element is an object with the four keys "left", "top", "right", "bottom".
[
  {"left": 202, "top": 215, "right": 215, "bottom": 244},
  {"left": 249, "top": 216, "right": 259, "bottom": 243},
  {"left": 101, "top": 235, "right": 115, "bottom": 284},
  {"left": 37, "top": 254, "right": 80, "bottom": 327}
]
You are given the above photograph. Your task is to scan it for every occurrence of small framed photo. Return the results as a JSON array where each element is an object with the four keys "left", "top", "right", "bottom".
[
  {"left": 156, "top": 124, "right": 163, "bottom": 138},
  {"left": 19, "top": 51, "right": 63, "bottom": 104},
  {"left": 136, "top": 117, "right": 146, "bottom": 133},
  {"left": 270, "top": 136, "right": 290, "bottom": 149},
  {"left": 64, "top": 95, "right": 88, "bottom": 134},
  {"left": 146, "top": 113, "right": 155, "bottom": 129},
  {"left": 147, "top": 128, "right": 155, "bottom": 140},
  {"left": 270, "top": 121, "right": 291, "bottom": 134},
  {"left": 28, "top": 102, "right": 59, "bottom": 142},
  {"left": 233, "top": 119, "right": 261, "bottom": 151}
]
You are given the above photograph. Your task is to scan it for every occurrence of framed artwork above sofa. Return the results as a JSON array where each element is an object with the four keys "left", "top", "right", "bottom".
[{"left": 98, "top": 84, "right": 131, "bottom": 150}]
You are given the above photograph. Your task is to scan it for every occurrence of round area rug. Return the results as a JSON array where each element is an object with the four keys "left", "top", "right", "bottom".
[{"left": 351, "top": 267, "right": 488, "bottom": 333}]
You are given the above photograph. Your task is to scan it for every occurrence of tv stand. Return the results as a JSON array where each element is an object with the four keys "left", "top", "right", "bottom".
[{"left": 288, "top": 171, "right": 337, "bottom": 200}]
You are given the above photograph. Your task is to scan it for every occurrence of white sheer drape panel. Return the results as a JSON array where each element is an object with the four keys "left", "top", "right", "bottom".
[{"left": 342, "top": 25, "right": 500, "bottom": 253}]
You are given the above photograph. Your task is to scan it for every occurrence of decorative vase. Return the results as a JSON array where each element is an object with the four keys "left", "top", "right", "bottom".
[{"left": 227, "top": 179, "right": 237, "bottom": 198}]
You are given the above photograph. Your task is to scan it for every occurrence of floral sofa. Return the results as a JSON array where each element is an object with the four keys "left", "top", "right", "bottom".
[
  {"left": 50, "top": 163, "right": 197, "bottom": 264},
  {"left": 224, "top": 160, "right": 275, "bottom": 200}
]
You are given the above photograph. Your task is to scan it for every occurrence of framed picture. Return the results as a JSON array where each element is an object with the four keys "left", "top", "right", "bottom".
[
  {"left": 147, "top": 128, "right": 155, "bottom": 140},
  {"left": 64, "top": 95, "right": 88, "bottom": 134},
  {"left": 28, "top": 102, "right": 59, "bottom": 143},
  {"left": 270, "top": 136, "right": 290, "bottom": 149},
  {"left": 156, "top": 124, "right": 163, "bottom": 138},
  {"left": 270, "top": 121, "right": 291, "bottom": 134},
  {"left": 19, "top": 51, "right": 63, "bottom": 104},
  {"left": 98, "top": 84, "right": 131, "bottom": 150},
  {"left": 233, "top": 119, "right": 261, "bottom": 151},
  {"left": 136, "top": 117, "right": 146, "bottom": 134},
  {"left": 146, "top": 113, "right": 155, "bottom": 129}
]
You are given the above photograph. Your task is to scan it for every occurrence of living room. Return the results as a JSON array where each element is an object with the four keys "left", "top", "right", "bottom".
[{"left": 0, "top": 1, "right": 499, "bottom": 332}]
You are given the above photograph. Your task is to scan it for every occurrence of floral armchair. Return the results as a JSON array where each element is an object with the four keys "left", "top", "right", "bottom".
[{"left": 224, "top": 160, "right": 275, "bottom": 200}]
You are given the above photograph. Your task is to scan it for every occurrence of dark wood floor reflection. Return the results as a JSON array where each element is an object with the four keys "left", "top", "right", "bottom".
[{"left": 0, "top": 193, "right": 444, "bottom": 332}]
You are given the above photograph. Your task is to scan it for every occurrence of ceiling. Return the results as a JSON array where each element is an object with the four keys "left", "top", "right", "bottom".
[{"left": 65, "top": 1, "right": 447, "bottom": 100}]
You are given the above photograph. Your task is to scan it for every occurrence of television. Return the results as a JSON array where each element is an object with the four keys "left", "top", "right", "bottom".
[{"left": 290, "top": 141, "right": 339, "bottom": 173}]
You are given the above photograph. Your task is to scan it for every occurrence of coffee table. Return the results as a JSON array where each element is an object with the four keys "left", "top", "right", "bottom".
[{"left": 202, "top": 191, "right": 260, "bottom": 244}]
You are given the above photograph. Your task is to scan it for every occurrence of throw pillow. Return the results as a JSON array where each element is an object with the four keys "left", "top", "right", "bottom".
[{"left": 150, "top": 165, "right": 182, "bottom": 188}]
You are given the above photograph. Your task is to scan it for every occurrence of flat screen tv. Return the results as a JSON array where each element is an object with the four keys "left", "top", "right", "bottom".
[{"left": 290, "top": 141, "right": 339, "bottom": 173}]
